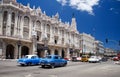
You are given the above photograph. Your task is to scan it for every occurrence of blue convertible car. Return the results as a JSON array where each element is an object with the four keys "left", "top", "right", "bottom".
[
  {"left": 17, "top": 55, "right": 41, "bottom": 66},
  {"left": 40, "top": 55, "right": 67, "bottom": 68}
]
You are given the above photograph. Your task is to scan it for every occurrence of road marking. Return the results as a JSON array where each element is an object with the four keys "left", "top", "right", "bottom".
[
  {"left": 25, "top": 74, "right": 32, "bottom": 77},
  {"left": 49, "top": 75, "right": 58, "bottom": 77}
]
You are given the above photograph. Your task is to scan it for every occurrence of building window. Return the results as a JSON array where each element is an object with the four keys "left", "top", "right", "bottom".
[
  {"left": 55, "top": 27, "right": 58, "bottom": 33},
  {"left": 11, "top": 12, "right": 15, "bottom": 36},
  {"left": 2, "top": 11, "right": 8, "bottom": 35},
  {"left": 47, "top": 24, "right": 50, "bottom": 33},
  {"left": 36, "top": 21, "right": 41, "bottom": 30},
  {"left": 24, "top": 16, "right": 29, "bottom": 27},
  {"left": 23, "top": 28, "right": 29, "bottom": 39}
]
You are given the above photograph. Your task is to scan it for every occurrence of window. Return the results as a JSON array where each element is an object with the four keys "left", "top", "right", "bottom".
[
  {"left": 24, "top": 16, "right": 29, "bottom": 27},
  {"left": 2, "top": 11, "right": 8, "bottom": 35},
  {"left": 36, "top": 21, "right": 41, "bottom": 30},
  {"left": 54, "top": 56, "right": 58, "bottom": 59},
  {"left": 47, "top": 24, "right": 50, "bottom": 33}
]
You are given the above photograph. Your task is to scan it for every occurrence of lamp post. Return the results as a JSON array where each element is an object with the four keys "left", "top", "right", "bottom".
[{"left": 17, "top": 40, "right": 21, "bottom": 59}]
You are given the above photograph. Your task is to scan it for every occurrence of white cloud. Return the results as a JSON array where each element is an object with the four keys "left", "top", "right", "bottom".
[
  {"left": 56, "top": 0, "right": 100, "bottom": 15},
  {"left": 110, "top": 8, "right": 114, "bottom": 11},
  {"left": 117, "top": 0, "right": 120, "bottom": 1},
  {"left": 56, "top": 0, "right": 68, "bottom": 6}
]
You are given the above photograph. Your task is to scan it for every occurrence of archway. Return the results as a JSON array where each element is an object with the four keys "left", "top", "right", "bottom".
[
  {"left": 21, "top": 46, "right": 29, "bottom": 57},
  {"left": 61, "top": 49, "right": 65, "bottom": 58},
  {"left": 6, "top": 44, "right": 14, "bottom": 59},
  {"left": 55, "top": 49, "right": 58, "bottom": 55}
]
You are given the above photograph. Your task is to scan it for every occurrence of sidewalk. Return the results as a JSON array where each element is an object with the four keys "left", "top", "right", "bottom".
[{"left": 0, "top": 58, "right": 18, "bottom": 61}]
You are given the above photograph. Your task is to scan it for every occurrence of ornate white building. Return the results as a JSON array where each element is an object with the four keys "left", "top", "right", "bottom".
[{"left": 0, "top": 0, "right": 81, "bottom": 59}]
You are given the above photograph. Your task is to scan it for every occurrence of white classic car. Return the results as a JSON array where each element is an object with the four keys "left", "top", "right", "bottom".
[{"left": 88, "top": 56, "right": 100, "bottom": 63}]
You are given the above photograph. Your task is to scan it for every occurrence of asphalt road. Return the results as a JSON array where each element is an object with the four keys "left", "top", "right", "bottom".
[{"left": 0, "top": 60, "right": 120, "bottom": 77}]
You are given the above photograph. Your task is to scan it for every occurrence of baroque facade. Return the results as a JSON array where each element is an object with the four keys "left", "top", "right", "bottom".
[{"left": 0, "top": 0, "right": 81, "bottom": 59}]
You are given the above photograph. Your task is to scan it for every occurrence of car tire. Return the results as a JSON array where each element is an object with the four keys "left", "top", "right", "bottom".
[
  {"left": 51, "top": 64, "right": 55, "bottom": 69},
  {"left": 63, "top": 62, "right": 67, "bottom": 66},
  {"left": 27, "top": 62, "right": 32, "bottom": 66},
  {"left": 21, "top": 64, "right": 25, "bottom": 66},
  {"left": 41, "top": 65, "right": 45, "bottom": 68}
]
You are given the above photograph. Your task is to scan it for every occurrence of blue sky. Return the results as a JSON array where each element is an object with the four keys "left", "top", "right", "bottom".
[{"left": 17, "top": 0, "right": 120, "bottom": 50}]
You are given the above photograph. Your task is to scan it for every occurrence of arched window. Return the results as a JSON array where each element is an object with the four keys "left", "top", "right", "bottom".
[
  {"left": 47, "top": 24, "right": 50, "bottom": 33},
  {"left": 11, "top": 12, "right": 15, "bottom": 23},
  {"left": 23, "top": 16, "right": 29, "bottom": 39},
  {"left": 62, "top": 30, "right": 64, "bottom": 37},
  {"left": 11, "top": 12, "right": 15, "bottom": 36},
  {"left": 2, "top": 11, "right": 8, "bottom": 35},
  {"left": 55, "top": 27, "right": 58, "bottom": 34},
  {"left": 36, "top": 21, "right": 41, "bottom": 30},
  {"left": 24, "top": 16, "right": 29, "bottom": 27},
  {"left": 23, "top": 28, "right": 29, "bottom": 39}
]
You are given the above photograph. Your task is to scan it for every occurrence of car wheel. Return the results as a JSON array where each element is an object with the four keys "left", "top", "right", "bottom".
[
  {"left": 27, "top": 62, "right": 32, "bottom": 66},
  {"left": 63, "top": 62, "right": 67, "bottom": 66},
  {"left": 21, "top": 64, "right": 25, "bottom": 66},
  {"left": 51, "top": 64, "right": 55, "bottom": 69},
  {"left": 41, "top": 65, "right": 45, "bottom": 68}
]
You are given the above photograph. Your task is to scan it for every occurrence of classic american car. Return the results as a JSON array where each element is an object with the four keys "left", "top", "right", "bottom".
[
  {"left": 17, "top": 55, "right": 41, "bottom": 66},
  {"left": 88, "top": 56, "right": 100, "bottom": 63},
  {"left": 40, "top": 55, "right": 67, "bottom": 68}
]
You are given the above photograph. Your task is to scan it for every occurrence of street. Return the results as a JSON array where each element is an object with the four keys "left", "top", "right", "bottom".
[{"left": 0, "top": 60, "right": 120, "bottom": 77}]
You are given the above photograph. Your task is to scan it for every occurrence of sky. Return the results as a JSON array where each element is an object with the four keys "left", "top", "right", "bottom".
[{"left": 17, "top": 0, "right": 120, "bottom": 50}]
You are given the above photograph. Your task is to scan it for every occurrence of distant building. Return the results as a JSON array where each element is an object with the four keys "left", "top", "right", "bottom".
[
  {"left": 80, "top": 33, "right": 95, "bottom": 55},
  {"left": 94, "top": 40, "right": 104, "bottom": 56},
  {"left": 104, "top": 48, "right": 117, "bottom": 57}
]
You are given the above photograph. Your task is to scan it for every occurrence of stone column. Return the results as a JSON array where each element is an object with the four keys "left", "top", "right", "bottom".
[
  {"left": 20, "top": 15, "right": 23, "bottom": 38},
  {"left": 58, "top": 49, "right": 62, "bottom": 56},
  {"left": 14, "top": 12, "right": 19, "bottom": 36},
  {"left": 50, "top": 48, "right": 54, "bottom": 55},
  {"left": 0, "top": 9, "right": 3, "bottom": 35},
  {"left": 2, "top": 41, "right": 6, "bottom": 59},
  {"left": 32, "top": 35, "right": 37, "bottom": 55},
  {"left": 67, "top": 48, "right": 70, "bottom": 59},
  {"left": 6, "top": 11, "right": 11, "bottom": 36}
]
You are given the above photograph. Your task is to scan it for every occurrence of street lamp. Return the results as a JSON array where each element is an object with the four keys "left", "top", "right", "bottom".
[{"left": 17, "top": 40, "right": 21, "bottom": 59}]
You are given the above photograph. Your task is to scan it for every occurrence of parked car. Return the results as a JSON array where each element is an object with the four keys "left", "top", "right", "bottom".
[
  {"left": 81, "top": 55, "right": 89, "bottom": 62},
  {"left": 112, "top": 57, "right": 119, "bottom": 61},
  {"left": 40, "top": 55, "right": 67, "bottom": 68},
  {"left": 17, "top": 55, "right": 41, "bottom": 66},
  {"left": 101, "top": 57, "right": 108, "bottom": 62},
  {"left": 72, "top": 56, "right": 81, "bottom": 62},
  {"left": 114, "top": 61, "right": 120, "bottom": 65},
  {"left": 88, "top": 56, "right": 100, "bottom": 63},
  {"left": 64, "top": 57, "right": 71, "bottom": 61}
]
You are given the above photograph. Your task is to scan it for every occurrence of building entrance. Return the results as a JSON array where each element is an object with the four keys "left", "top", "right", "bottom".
[{"left": 6, "top": 44, "right": 14, "bottom": 59}]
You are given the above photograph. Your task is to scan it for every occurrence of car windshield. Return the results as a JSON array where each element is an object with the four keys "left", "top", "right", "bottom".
[
  {"left": 91, "top": 56, "right": 96, "bottom": 58},
  {"left": 46, "top": 56, "right": 52, "bottom": 59},
  {"left": 24, "top": 56, "right": 28, "bottom": 58}
]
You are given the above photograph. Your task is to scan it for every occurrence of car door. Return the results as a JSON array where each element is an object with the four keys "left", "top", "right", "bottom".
[
  {"left": 54, "top": 56, "right": 60, "bottom": 66},
  {"left": 31, "top": 56, "right": 39, "bottom": 64}
]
